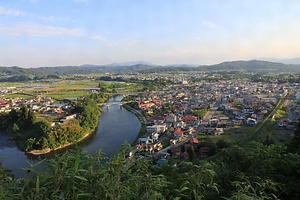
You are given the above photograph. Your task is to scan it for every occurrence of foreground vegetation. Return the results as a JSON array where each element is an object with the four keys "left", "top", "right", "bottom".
[{"left": 0, "top": 139, "right": 300, "bottom": 200}]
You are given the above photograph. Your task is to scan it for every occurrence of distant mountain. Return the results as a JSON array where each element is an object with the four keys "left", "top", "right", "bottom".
[
  {"left": 164, "top": 64, "right": 198, "bottom": 67},
  {"left": 258, "top": 57, "right": 300, "bottom": 65},
  {"left": 197, "top": 60, "right": 300, "bottom": 73},
  {"left": 140, "top": 60, "right": 300, "bottom": 74},
  {"left": 0, "top": 60, "right": 299, "bottom": 80},
  {"left": 103, "top": 61, "right": 156, "bottom": 67},
  {"left": 79, "top": 63, "right": 157, "bottom": 74}
]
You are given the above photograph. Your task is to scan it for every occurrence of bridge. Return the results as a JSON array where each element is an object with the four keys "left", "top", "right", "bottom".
[{"left": 97, "top": 101, "right": 133, "bottom": 107}]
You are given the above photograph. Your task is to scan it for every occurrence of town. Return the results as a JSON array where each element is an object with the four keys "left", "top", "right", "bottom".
[
  {"left": 129, "top": 79, "right": 299, "bottom": 161},
  {"left": 1, "top": 75, "right": 299, "bottom": 162}
]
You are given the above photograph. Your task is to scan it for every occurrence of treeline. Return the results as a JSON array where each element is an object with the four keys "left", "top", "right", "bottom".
[
  {"left": 97, "top": 76, "right": 173, "bottom": 91},
  {"left": 251, "top": 73, "right": 300, "bottom": 83},
  {"left": 0, "top": 74, "right": 61, "bottom": 82},
  {"left": 0, "top": 140, "right": 300, "bottom": 199},
  {"left": 0, "top": 93, "right": 104, "bottom": 152}
]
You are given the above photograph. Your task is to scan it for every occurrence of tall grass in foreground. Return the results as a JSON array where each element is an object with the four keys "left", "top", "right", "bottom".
[
  {"left": 2, "top": 141, "right": 300, "bottom": 199},
  {"left": 12, "top": 148, "right": 171, "bottom": 200}
]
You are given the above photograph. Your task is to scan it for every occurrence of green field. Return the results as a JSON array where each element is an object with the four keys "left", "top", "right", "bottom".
[
  {"left": 53, "top": 80, "right": 98, "bottom": 89},
  {"left": 207, "top": 133, "right": 245, "bottom": 144},
  {"left": 39, "top": 90, "right": 92, "bottom": 100},
  {"left": 3, "top": 93, "right": 34, "bottom": 99}
]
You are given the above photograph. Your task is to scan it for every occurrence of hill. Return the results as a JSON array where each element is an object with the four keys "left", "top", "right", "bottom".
[
  {"left": 0, "top": 60, "right": 299, "bottom": 80},
  {"left": 199, "top": 60, "right": 300, "bottom": 72}
]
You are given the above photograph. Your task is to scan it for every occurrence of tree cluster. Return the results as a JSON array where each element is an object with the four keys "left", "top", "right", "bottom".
[{"left": 0, "top": 94, "right": 103, "bottom": 152}]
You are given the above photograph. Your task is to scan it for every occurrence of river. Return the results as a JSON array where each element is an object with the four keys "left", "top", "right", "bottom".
[{"left": 0, "top": 95, "right": 141, "bottom": 178}]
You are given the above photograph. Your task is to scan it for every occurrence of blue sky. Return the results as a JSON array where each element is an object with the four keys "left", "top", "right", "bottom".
[{"left": 0, "top": 0, "right": 300, "bottom": 67}]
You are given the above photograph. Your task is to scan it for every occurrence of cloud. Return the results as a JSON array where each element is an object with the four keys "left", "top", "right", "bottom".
[
  {"left": 39, "top": 16, "right": 69, "bottom": 22},
  {"left": 0, "top": 6, "right": 23, "bottom": 16},
  {"left": 90, "top": 34, "right": 106, "bottom": 41},
  {"left": 0, "top": 22, "right": 84, "bottom": 37},
  {"left": 111, "top": 39, "right": 141, "bottom": 47},
  {"left": 202, "top": 21, "right": 221, "bottom": 29}
]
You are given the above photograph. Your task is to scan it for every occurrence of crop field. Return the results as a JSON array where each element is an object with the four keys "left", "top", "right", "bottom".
[
  {"left": 1, "top": 80, "right": 97, "bottom": 100},
  {"left": 3, "top": 93, "right": 34, "bottom": 99},
  {"left": 52, "top": 80, "right": 98, "bottom": 89},
  {"left": 39, "top": 90, "right": 92, "bottom": 100}
]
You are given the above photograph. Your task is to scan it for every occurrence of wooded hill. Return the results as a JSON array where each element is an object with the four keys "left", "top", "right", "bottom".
[{"left": 0, "top": 60, "right": 299, "bottom": 81}]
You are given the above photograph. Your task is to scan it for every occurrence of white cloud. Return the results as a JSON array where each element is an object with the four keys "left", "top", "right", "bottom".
[
  {"left": 0, "top": 6, "right": 23, "bottom": 16},
  {"left": 90, "top": 34, "right": 106, "bottom": 41},
  {"left": 39, "top": 16, "right": 69, "bottom": 22},
  {"left": 202, "top": 21, "right": 221, "bottom": 29},
  {"left": 111, "top": 39, "right": 141, "bottom": 47},
  {"left": 0, "top": 22, "right": 84, "bottom": 37}
]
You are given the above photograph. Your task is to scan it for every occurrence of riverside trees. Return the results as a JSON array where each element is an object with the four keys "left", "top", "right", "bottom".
[{"left": 0, "top": 94, "right": 103, "bottom": 152}]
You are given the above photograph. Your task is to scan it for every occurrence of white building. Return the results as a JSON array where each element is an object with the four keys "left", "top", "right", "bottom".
[{"left": 146, "top": 124, "right": 167, "bottom": 134}]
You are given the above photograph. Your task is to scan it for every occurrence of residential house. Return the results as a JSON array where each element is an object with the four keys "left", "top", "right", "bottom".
[
  {"left": 182, "top": 115, "right": 197, "bottom": 125},
  {"left": 173, "top": 128, "right": 184, "bottom": 139}
]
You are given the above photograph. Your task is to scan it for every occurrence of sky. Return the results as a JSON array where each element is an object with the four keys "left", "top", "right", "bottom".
[{"left": 0, "top": 0, "right": 300, "bottom": 68}]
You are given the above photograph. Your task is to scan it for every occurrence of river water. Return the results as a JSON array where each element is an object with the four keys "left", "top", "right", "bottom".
[{"left": 0, "top": 95, "right": 141, "bottom": 178}]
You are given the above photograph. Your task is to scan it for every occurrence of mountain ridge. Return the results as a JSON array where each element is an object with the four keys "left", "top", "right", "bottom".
[{"left": 0, "top": 60, "right": 299, "bottom": 77}]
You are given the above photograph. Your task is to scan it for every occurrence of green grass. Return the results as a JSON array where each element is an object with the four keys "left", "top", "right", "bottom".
[
  {"left": 126, "top": 83, "right": 144, "bottom": 92},
  {"left": 53, "top": 80, "right": 98, "bottom": 89},
  {"left": 207, "top": 134, "right": 237, "bottom": 144},
  {"left": 3, "top": 93, "right": 34, "bottom": 99},
  {"left": 0, "top": 82, "right": 24, "bottom": 87},
  {"left": 39, "top": 90, "right": 92, "bottom": 100},
  {"left": 254, "top": 120, "right": 280, "bottom": 143}
]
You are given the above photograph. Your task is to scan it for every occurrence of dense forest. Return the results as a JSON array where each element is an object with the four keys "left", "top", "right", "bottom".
[{"left": 0, "top": 93, "right": 104, "bottom": 152}]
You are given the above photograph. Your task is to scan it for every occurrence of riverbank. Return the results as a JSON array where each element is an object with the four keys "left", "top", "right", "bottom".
[
  {"left": 27, "top": 128, "right": 97, "bottom": 155},
  {"left": 122, "top": 103, "right": 147, "bottom": 145}
]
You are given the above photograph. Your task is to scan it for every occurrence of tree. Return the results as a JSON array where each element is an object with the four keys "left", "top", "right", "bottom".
[
  {"left": 25, "top": 138, "right": 36, "bottom": 151},
  {"left": 187, "top": 146, "right": 195, "bottom": 162},
  {"left": 287, "top": 121, "right": 300, "bottom": 154},
  {"left": 12, "top": 123, "right": 20, "bottom": 133},
  {"left": 216, "top": 139, "right": 229, "bottom": 150},
  {"left": 40, "top": 137, "right": 49, "bottom": 150}
]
